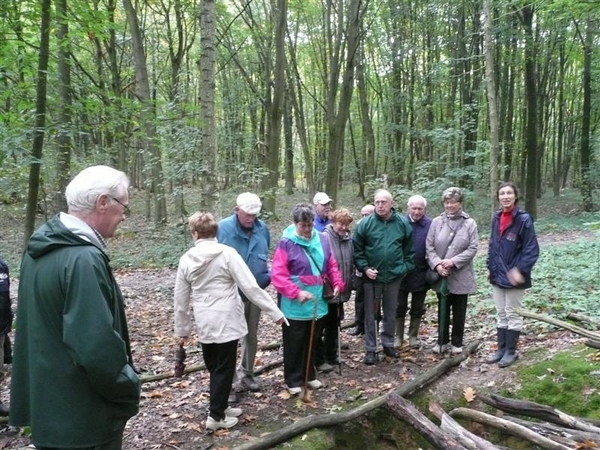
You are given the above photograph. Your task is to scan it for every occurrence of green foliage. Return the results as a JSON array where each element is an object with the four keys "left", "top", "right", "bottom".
[
  {"left": 515, "top": 347, "right": 600, "bottom": 419},
  {"left": 524, "top": 239, "right": 599, "bottom": 319}
]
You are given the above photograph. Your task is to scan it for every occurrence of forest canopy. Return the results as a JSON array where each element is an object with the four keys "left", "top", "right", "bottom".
[{"left": 0, "top": 0, "right": 598, "bottom": 233}]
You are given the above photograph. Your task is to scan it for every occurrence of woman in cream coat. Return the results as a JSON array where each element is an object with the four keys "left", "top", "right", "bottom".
[
  {"left": 174, "top": 212, "right": 286, "bottom": 431},
  {"left": 426, "top": 187, "right": 478, "bottom": 355}
]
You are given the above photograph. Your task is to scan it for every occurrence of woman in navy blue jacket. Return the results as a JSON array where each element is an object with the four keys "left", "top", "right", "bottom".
[{"left": 487, "top": 182, "right": 539, "bottom": 367}]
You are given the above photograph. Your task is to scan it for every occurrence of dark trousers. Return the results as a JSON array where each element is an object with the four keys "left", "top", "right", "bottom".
[
  {"left": 396, "top": 290, "right": 427, "bottom": 319},
  {"left": 353, "top": 274, "right": 365, "bottom": 329},
  {"left": 282, "top": 318, "right": 324, "bottom": 388},
  {"left": 436, "top": 293, "right": 468, "bottom": 347},
  {"left": 363, "top": 278, "right": 401, "bottom": 351},
  {"left": 316, "top": 302, "right": 344, "bottom": 365},
  {"left": 36, "top": 428, "right": 124, "bottom": 450},
  {"left": 202, "top": 339, "right": 238, "bottom": 421}
]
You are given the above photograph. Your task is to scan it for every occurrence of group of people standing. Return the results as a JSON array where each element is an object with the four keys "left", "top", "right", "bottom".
[{"left": 3, "top": 163, "right": 540, "bottom": 447}]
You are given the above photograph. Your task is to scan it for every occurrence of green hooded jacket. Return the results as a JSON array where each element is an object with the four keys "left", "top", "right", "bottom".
[
  {"left": 353, "top": 209, "right": 415, "bottom": 283},
  {"left": 10, "top": 215, "right": 140, "bottom": 448}
]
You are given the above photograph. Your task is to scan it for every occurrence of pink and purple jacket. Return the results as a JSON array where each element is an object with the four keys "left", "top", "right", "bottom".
[{"left": 272, "top": 225, "right": 344, "bottom": 321}]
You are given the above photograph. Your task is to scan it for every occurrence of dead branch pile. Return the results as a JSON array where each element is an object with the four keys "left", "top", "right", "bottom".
[{"left": 387, "top": 392, "right": 600, "bottom": 450}]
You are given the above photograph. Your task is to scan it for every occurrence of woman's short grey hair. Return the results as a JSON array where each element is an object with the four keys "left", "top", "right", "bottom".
[
  {"left": 65, "top": 165, "right": 130, "bottom": 214},
  {"left": 291, "top": 202, "right": 315, "bottom": 223},
  {"left": 442, "top": 187, "right": 464, "bottom": 203}
]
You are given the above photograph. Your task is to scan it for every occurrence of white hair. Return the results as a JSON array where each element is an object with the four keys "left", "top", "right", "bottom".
[
  {"left": 407, "top": 195, "right": 427, "bottom": 208},
  {"left": 65, "top": 165, "right": 129, "bottom": 214}
]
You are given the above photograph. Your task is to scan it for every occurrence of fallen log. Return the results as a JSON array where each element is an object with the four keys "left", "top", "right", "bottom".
[
  {"left": 232, "top": 340, "right": 481, "bottom": 450},
  {"left": 429, "top": 402, "right": 500, "bottom": 450},
  {"left": 566, "top": 312, "right": 600, "bottom": 330},
  {"left": 517, "top": 308, "right": 600, "bottom": 341},
  {"left": 450, "top": 407, "right": 571, "bottom": 450},
  {"left": 585, "top": 340, "right": 600, "bottom": 350},
  {"left": 479, "top": 394, "right": 600, "bottom": 434},
  {"left": 386, "top": 394, "right": 466, "bottom": 449},
  {"left": 506, "top": 416, "right": 600, "bottom": 446}
]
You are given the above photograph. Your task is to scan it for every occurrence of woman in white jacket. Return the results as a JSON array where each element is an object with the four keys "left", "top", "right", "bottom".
[{"left": 174, "top": 212, "right": 286, "bottom": 431}]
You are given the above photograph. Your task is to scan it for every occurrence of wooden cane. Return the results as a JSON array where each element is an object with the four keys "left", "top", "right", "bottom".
[{"left": 302, "top": 297, "right": 319, "bottom": 402}]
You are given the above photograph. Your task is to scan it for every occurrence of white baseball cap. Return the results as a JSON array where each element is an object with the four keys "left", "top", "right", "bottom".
[
  {"left": 236, "top": 192, "right": 262, "bottom": 215},
  {"left": 313, "top": 192, "right": 332, "bottom": 205}
]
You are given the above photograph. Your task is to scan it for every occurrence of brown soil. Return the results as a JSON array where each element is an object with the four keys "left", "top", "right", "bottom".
[{"left": 0, "top": 230, "right": 593, "bottom": 449}]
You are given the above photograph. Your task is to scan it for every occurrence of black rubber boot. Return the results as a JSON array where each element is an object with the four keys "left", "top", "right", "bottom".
[
  {"left": 498, "top": 329, "right": 520, "bottom": 368},
  {"left": 408, "top": 316, "right": 422, "bottom": 348},
  {"left": 486, "top": 328, "right": 507, "bottom": 364}
]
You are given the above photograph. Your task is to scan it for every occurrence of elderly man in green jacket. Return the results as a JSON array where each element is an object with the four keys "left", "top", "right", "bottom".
[
  {"left": 10, "top": 166, "right": 140, "bottom": 450},
  {"left": 353, "top": 189, "right": 415, "bottom": 365}
]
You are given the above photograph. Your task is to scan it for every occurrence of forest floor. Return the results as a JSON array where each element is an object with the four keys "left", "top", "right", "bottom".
[{"left": 0, "top": 229, "right": 595, "bottom": 450}]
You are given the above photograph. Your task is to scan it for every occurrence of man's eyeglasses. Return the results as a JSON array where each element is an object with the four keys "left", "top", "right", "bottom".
[{"left": 111, "top": 197, "right": 130, "bottom": 217}]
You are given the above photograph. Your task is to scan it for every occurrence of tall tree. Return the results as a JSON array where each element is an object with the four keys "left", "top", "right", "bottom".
[
  {"left": 484, "top": 0, "right": 499, "bottom": 207},
  {"left": 198, "top": 0, "right": 218, "bottom": 212},
  {"left": 24, "top": 0, "right": 52, "bottom": 245},
  {"left": 123, "top": 0, "right": 168, "bottom": 224},
  {"left": 520, "top": 4, "right": 538, "bottom": 217},
  {"left": 324, "top": 0, "right": 364, "bottom": 203},
  {"left": 578, "top": 16, "right": 594, "bottom": 212},
  {"left": 53, "top": 0, "right": 72, "bottom": 214}
]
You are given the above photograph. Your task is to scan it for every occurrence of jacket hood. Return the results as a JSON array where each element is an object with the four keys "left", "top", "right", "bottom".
[
  {"left": 324, "top": 224, "right": 351, "bottom": 243},
  {"left": 184, "top": 238, "right": 225, "bottom": 275},
  {"left": 27, "top": 216, "right": 97, "bottom": 260}
]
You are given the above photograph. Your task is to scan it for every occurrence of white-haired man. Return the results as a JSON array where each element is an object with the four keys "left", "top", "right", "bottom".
[
  {"left": 353, "top": 189, "right": 415, "bottom": 365},
  {"left": 217, "top": 193, "right": 271, "bottom": 398},
  {"left": 395, "top": 195, "right": 432, "bottom": 349},
  {"left": 10, "top": 165, "right": 140, "bottom": 450}
]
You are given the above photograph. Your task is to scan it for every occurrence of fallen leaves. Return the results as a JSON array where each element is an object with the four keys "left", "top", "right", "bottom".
[{"left": 463, "top": 386, "right": 477, "bottom": 402}]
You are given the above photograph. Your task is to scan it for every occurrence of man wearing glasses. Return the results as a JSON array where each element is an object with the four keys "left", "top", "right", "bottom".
[{"left": 10, "top": 165, "right": 140, "bottom": 450}]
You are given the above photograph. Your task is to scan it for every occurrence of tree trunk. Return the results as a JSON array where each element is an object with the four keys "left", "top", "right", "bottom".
[
  {"left": 123, "top": 0, "right": 167, "bottom": 224},
  {"left": 483, "top": 0, "right": 499, "bottom": 210},
  {"left": 53, "top": 0, "right": 71, "bottom": 215},
  {"left": 579, "top": 17, "right": 594, "bottom": 211},
  {"left": 325, "top": 0, "right": 363, "bottom": 204},
  {"left": 262, "top": 0, "right": 287, "bottom": 214},
  {"left": 24, "top": 0, "right": 52, "bottom": 245},
  {"left": 521, "top": 5, "right": 538, "bottom": 217}
]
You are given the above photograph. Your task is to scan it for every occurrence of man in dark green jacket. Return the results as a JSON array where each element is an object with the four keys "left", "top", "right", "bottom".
[
  {"left": 10, "top": 166, "right": 140, "bottom": 450},
  {"left": 353, "top": 189, "right": 415, "bottom": 365}
]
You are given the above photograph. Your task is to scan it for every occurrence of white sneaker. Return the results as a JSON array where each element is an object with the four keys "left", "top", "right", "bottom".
[
  {"left": 432, "top": 343, "right": 449, "bottom": 354},
  {"left": 225, "top": 406, "right": 242, "bottom": 417},
  {"left": 451, "top": 345, "right": 463, "bottom": 354},
  {"left": 307, "top": 379, "right": 323, "bottom": 389},
  {"left": 206, "top": 415, "right": 238, "bottom": 430},
  {"left": 288, "top": 386, "right": 302, "bottom": 395}
]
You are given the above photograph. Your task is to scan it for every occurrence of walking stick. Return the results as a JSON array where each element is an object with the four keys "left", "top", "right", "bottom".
[
  {"left": 302, "top": 297, "right": 319, "bottom": 403},
  {"left": 336, "top": 296, "right": 342, "bottom": 375}
]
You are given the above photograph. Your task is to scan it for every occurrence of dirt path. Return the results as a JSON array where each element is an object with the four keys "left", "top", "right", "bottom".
[{"left": 0, "top": 230, "right": 594, "bottom": 449}]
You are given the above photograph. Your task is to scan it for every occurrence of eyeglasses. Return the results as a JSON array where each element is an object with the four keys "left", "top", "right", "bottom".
[{"left": 111, "top": 197, "right": 130, "bottom": 217}]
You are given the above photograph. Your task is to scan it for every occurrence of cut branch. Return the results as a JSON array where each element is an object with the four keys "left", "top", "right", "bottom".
[
  {"left": 517, "top": 308, "right": 600, "bottom": 340},
  {"left": 506, "top": 416, "right": 600, "bottom": 446},
  {"left": 450, "top": 407, "right": 571, "bottom": 450},
  {"left": 429, "top": 402, "right": 500, "bottom": 449},
  {"left": 386, "top": 394, "right": 466, "bottom": 449},
  {"left": 479, "top": 394, "right": 600, "bottom": 434}
]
